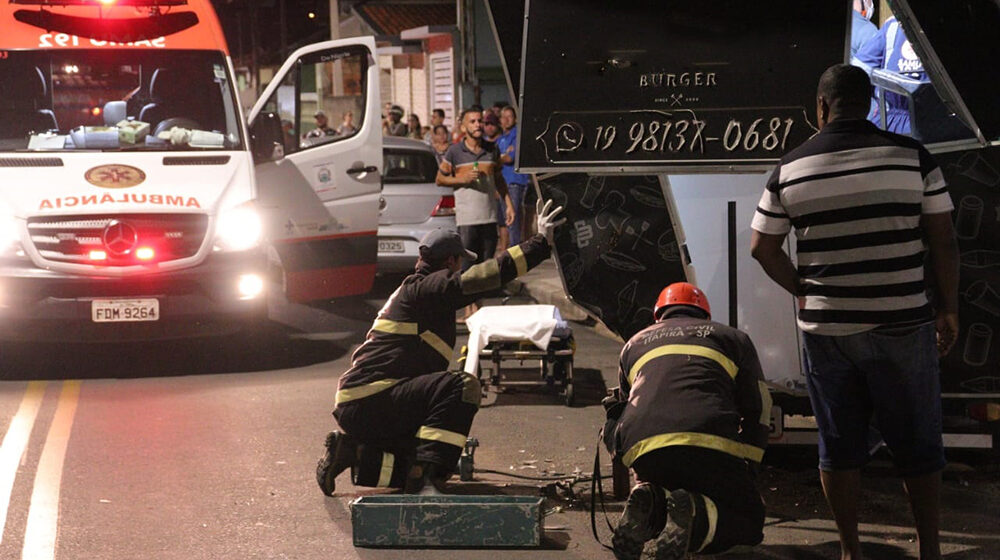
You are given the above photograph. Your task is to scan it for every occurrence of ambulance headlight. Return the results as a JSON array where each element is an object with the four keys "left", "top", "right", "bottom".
[
  {"left": 0, "top": 214, "right": 20, "bottom": 256},
  {"left": 214, "top": 205, "right": 262, "bottom": 252}
]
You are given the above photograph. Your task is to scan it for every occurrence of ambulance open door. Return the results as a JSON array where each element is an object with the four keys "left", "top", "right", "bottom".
[{"left": 248, "top": 37, "right": 381, "bottom": 303}]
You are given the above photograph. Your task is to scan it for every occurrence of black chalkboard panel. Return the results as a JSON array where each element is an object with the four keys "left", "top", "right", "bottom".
[
  {"left": 896, "top": 0, "right": 1000, "bottom": 141},
  {"left": 537, "top": 174, "right": 688, "bottom": 340},
  {"left": 934, "top": 145, "right": 1000, "bottom": 397},
  {"left": 483, "top": 0, "right": 525, "bottom": 105},
  {"left": 517, "top": 0, "right": 849, "bottom": 173}
]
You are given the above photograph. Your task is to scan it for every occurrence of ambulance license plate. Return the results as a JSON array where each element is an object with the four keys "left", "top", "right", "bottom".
[
  {"left": 92, "top": 299, "right": 159, "bottom": 322},
  {"left": 378, "top": 240, "right": 405, "bottom": 253}
]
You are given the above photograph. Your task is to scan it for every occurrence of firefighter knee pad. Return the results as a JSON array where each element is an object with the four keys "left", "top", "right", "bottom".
[
  {"left": 350, "top": 444, "right": 410, "bottom": 489},
  {"left": 452, "top": 371, "right": 481, "bottom": 407}
]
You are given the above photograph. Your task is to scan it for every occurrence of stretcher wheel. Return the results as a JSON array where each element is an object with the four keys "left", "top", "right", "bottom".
[
  {"left": 560, "top": 360, "right": 573, "bottom": 387},
  {"left": 564, "top": 382, "right": 575, "bottom": 407},
  {"left": 551, "top": 360, "right": 564, "bottom": 381}
]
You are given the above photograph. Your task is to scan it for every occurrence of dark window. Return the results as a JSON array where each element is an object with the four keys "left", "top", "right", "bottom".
[{"left": 383, "top": 149, "right": 438, "bottom": 184}]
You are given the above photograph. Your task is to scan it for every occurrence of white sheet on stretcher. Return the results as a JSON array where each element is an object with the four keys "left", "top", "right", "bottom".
[{"left": 463, "top": 304, "right": 569, "bottom": 375}]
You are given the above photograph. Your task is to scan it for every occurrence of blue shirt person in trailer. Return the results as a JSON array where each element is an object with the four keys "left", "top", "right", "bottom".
[
  {"left": 852, "top": 16, "right": 928, "bottom": 135},
  {"left": 850, "top": 0, "right": 877, "bottom": 57}
]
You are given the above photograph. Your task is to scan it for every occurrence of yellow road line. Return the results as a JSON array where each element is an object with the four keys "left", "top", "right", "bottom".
[
  {"left": 22, "top": 381, "right": 81, "bottom": 560},
  {"left": 0, "top": 381, "right": 47, "bottom": 546}
]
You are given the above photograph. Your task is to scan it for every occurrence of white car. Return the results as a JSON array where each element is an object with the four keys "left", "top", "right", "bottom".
[{"left": 377, "top": 137, "right": 456, "bottom": 274}]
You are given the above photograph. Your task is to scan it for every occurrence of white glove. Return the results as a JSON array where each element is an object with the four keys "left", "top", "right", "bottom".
[{"left": 536, "top": 198, "right": 566, "bottom": 244}]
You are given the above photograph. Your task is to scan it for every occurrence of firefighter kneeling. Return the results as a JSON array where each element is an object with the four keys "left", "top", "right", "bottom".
[
  {"left": 606, "top": 283, "right": 771, "bottom": 559},
  {"left": 316, "top": 200, "right": 565, "bottom": 495}
]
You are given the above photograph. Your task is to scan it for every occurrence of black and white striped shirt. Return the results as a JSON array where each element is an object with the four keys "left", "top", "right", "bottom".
[{"left": 751, "top": 119, "right": 953, "bottom": 335}]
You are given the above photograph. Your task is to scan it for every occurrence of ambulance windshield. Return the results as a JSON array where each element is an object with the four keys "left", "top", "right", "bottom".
[{"left": 0, "top": 49, "right": 243, "bottom": 152}]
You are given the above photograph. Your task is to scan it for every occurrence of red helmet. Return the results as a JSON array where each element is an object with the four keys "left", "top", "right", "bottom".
[{"left": 654, "top": 282, "right": 711, "bottom": 319}]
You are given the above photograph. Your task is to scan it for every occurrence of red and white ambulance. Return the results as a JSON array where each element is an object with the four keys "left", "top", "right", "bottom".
[{"left": 0, "top": 0, "right": 382, "bottom": 341}]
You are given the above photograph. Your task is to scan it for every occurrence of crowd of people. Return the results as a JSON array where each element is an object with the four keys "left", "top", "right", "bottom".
[
  {"left": 378, "top": 100, "right": 533, "bottom": 262},
  {"left": 298, "top": 100, "right": 531, "bottom": 262}
]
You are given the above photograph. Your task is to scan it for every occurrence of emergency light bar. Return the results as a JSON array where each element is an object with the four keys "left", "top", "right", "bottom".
[
  {"left": 10, "top": 1, "right": 188, "bottom": 6},
  {"left": 12, "top": 0, "right": 198, "bottom": 42}
]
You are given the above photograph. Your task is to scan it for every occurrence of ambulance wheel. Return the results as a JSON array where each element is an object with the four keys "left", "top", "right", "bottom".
[{"left": 564, "top": 383, "right": 575, "bottom": 407}]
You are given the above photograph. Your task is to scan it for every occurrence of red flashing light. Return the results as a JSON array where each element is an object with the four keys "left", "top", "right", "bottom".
[
  {"left": 89, "top": 250, "right": 107, "bottom": 261},
  {"left": 98, "top": 0, "right": 116, "bottom": 5},
  {"left": 136, "top": 247, "right": 155, "bottom": 261},
  {"left": 91, "top": 107, "right": 102, "bottom": 117},
  {"left": 431, "top": 195, "right": 455, "bottom": 217}
]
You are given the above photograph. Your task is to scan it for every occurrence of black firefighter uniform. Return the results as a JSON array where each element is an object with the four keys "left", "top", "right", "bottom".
[
  {"left": 332, "top": 234, "right": 551, "bottom": 484},
  {"left": 614, "top": 307, "right": 773, "bottom": 554}
]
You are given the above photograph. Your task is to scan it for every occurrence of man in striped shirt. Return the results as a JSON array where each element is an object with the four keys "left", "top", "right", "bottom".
[{"left": 751, "top": 64, "right": 959, "bottom": 560}]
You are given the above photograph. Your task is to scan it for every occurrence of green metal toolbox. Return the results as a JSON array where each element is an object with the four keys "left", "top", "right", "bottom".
[{"left": 350, "top": 494, "right": 544, "bottom": 548}]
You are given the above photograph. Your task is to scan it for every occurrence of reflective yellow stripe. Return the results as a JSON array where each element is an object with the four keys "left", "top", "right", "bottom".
[
  {"left": 371, "top": 318, "right": 418, "bottom": 335},
  {"left": 628, "top": 344, "right": 738, "bottom": 385},
  {"left": 696, "top": 495, "right": 719, "bottom": 553},
  {"left": 621, "top": 432, "right": 764, "bottom": 467},
  {"left": 420, "top": 330, "right": 453, "bottom": 361},
  {"left": 377, "top": 452, "right": 394, "bottom": 488},
  {"left": 416, "top": 426, "right": 467, "bottom": 448},
  {"left": 758, "top": 380, "right": 773, "bottom": 426},
  {"left": 335, "top": 378, "right": 402, "bottom": 406},
  {"left": 508, "top": 245, "right": 527, "bottom": 277},
  {"left": 453, "top": 371, "right": 482, "bottom": 406},
  {"left": 460, "top": 259, "right": 501, "bottom": 294}
]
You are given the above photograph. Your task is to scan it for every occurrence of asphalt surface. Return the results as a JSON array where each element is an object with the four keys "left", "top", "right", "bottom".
[{"left": 0, "top": 271, "right": 995, "bottom": 559}]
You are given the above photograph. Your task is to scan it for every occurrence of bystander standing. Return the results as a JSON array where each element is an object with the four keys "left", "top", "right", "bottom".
[
  {"left": 496, "top": 106, "right": 530, "bottom": 247},
  {"left": 304, "top": 110, "right": 334, "bottom": 139},
  {"left": 335, "top": 111, "right": 357, "bottom": 137},
  {"left": 406, "top": 114, "right": 423, "bottom": 140},
  {"left": 436, "top": 107, "right": 515, "bottom": 320},
  {"left": 431, "top": 124, "right": 450, "bottom": 164},
  {"left": 751, "top": 64, "right": 959, "bottom": 560},
  {"left": 384, "top": 105, "right": 407, "bottom": 137},
  {"left": 424, "top": 108, "right": 445, "bottom": 143}
]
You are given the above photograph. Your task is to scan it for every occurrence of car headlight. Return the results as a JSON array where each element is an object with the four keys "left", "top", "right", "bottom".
[{"left": 214, "top": 204, "right": 262, "bottom": 252}]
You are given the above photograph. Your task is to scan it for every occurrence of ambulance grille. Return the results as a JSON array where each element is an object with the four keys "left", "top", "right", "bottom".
[
  {"left": 0, "top": 158, "right": 63, "bottom": 167},
  {"left": 162, "top": 156, "right": 231, "bottom": 166},
  {"left": 26, "top": 214, "right": 208, "bottom": 265}
]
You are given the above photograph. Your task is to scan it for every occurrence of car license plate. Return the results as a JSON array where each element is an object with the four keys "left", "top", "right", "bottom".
[
  {"left": 91, "top": 299, "right": 159, "bottom": 323},
  {"left": 379, "top": 240, "right": 405, "bottom": 253}
]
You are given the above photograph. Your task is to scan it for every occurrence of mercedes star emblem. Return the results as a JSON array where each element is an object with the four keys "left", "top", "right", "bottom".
[{"left": 102, "top": 220, "right": 139, "bottom": 255}]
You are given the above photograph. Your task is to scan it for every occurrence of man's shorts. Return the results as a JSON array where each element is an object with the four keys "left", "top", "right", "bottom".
[{"left": 802, "top": 322, "right": 946, "bottom": 476}]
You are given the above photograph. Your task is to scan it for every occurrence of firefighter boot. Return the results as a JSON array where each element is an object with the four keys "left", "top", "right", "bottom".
[
  {"left": 612, "top": 482, "right": 667, "bottom": 560},
  {"left": 315, "top": 431, "right": 357, "bottom": 496},
  {"left": 647, "top": 489, "right": 695, "bottom": 560},
  {"left": 403, "top": 462, "right": 450, "bottom": 495}
]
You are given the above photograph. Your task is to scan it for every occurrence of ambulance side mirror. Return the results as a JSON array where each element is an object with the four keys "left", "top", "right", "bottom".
[{"left": 250, "top": 112, "right": 285, "bottom": 163}]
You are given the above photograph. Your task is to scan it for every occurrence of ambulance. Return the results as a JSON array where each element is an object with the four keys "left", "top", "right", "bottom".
[{"left": 0, "top": 0, "right": 382, "bottom": 341}]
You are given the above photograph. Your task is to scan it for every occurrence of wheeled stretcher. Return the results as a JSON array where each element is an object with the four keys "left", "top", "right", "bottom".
[{"left": 463, "top": 305, "right": 576, "bottom": 406}]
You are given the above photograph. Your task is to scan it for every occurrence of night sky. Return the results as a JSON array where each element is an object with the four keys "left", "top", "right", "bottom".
[{"left": 211, "top": 1, "right": 334, "bottom": 65}]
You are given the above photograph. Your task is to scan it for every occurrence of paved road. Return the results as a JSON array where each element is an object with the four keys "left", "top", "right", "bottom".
[{"left": 0, "top": 277, "right": 996, "bottom": 559}]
